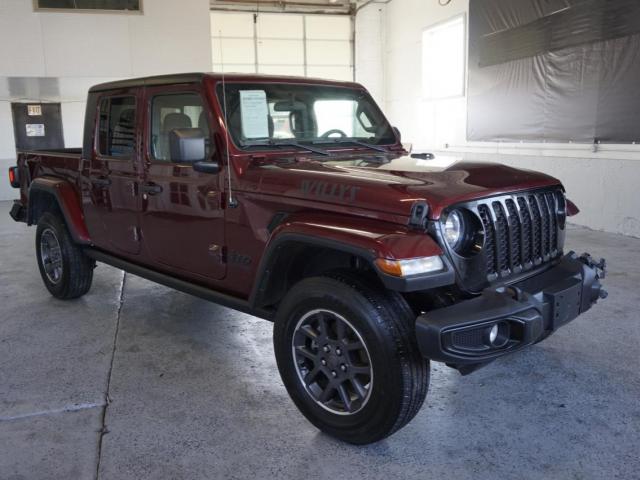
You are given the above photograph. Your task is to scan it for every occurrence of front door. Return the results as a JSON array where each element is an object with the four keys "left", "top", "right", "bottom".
[
  {"left": 139, "top": 86, "right": 226, "bottom": 281},
  {"left": 86, "top": 92, "right": 142, "bottom": 255}
]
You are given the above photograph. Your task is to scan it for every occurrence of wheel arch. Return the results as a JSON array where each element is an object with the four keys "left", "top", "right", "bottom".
[
  {"left": 250, "top": 211, "right": 455, "bottom": 311},
  {"left": 28, "top": 177, "right": 91, "bottom": 245},
  {"left": 249, "top": 233, "right": 380, "bottom": 312}
]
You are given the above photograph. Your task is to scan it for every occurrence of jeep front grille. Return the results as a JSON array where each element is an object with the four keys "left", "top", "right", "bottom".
[{"left": 477, "top": 189, "right": 564, "bottom": 279}]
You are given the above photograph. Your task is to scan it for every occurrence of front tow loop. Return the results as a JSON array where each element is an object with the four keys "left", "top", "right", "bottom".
[{"left": 579, "top": 252, "right": 608, "bottom": 300}]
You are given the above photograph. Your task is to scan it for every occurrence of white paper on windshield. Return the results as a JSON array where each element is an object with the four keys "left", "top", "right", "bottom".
[{"left": 240, "top": 90, "right": 269, "bottom": 139}]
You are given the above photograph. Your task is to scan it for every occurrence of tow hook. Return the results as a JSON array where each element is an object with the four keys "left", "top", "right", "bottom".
[{"left": 579, "top": 252, "right": 608, "bottom": 300}]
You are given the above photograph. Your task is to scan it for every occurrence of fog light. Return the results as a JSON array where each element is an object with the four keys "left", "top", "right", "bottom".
[
  {"left": 484, "top": 322, "right": 509, "bottom": 348},
  {"left": 488, "top": 324, "right": 498, "bottom": 344}
]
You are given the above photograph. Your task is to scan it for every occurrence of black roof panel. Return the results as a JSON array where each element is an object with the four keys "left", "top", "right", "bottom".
[
  {"left": 89, "top": 72, "right": 362, "bottom": 93},
  {"left": 89, "top": 73, "right": 207, "bottom": 92}
]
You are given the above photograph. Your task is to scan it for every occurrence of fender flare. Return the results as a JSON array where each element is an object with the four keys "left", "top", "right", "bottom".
[
  {"left": 566, "top": 198, "right": 580, "bottom": 217},
  {"left": 249, "top": 216, "right": 455, "bottom": 307},
  {"left": 28, "top": 177, "right": 91, "bottom": 245}
]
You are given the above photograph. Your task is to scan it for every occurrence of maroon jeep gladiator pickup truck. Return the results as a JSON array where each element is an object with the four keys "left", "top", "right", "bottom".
[{"left": 8, "top": 73, "right": 607, "bottom": 444}]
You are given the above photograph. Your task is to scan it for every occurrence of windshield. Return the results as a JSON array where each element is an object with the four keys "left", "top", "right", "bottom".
[{"left": 216, "top": 83, "right": 396, "bottom": 150}]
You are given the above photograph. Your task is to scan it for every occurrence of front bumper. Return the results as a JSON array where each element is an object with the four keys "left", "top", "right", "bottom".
[{"left": 415, "top": 252, "right": 607, "bottom": 369}]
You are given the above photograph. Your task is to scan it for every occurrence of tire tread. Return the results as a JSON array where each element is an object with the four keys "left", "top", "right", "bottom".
[
  {"left": 324, "top": 271, "right": 429, "bottom": 438},
  {"left": 36, "top": 212, "right": 94, "bottom": 300}
]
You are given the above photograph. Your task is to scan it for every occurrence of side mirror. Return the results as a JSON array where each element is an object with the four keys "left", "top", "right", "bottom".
[
  {"left": 193, "top": 161, "right": 220, "bottom": 174},
  {"left": 169, "top": 128, "right": 205, "bottom": 163},
  {"left": 392, "top": 126, "right": 401, "bottom": 142}
]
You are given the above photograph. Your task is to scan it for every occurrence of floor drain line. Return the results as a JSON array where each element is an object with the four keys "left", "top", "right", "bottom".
[{"left": 95, "top": 271, "right": 126, "bottom": 480}]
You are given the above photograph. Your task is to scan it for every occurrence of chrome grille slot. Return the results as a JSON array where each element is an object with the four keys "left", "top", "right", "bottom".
[
  {"left": 528, "top": 195, "right": 542, "bottom": 261},
  {"left": 505, "top": 199, "right": 522, "bottom": 269},
  {"left": 492, "top": 201, "right": 510, "bottom": 273},
  {"left": 538, "top": 194, "right": 551, "bottom": 257},
  {"left": 477, "top": 204, "right": 496, "bottom": 275},
  {"left": 517, "top": 197, "right": 533, "bottom": 265},
  {"left": 545, "top": 192, "right": 558, "bottom": 252}
]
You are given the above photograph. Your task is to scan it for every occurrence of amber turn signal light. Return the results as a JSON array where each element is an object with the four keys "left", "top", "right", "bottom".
[
  {"left": 375, "top": 258, "right": 404, "bottom": 277},
  {"left": 375, "top": 256, "right": 444, "bottom": 277}
]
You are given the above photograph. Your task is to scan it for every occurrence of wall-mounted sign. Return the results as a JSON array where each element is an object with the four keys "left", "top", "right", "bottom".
[
  {"left": 26, "top": 124, "right": 45, "bottom": 137},
  {"left": 11, "top": 102, "right": 63, "bottom": 150},
  {"left": 27, "top": 105, "right": 42, "bottom": 116}
]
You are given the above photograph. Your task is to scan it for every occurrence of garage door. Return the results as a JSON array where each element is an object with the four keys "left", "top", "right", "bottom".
[{"left": 211, "top": 12, "right": 353, "bottom": 81}]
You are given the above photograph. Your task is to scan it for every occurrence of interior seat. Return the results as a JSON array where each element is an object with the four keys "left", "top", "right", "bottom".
[{"left": 159, "top": 112, "right": 192, "bottom": 161}]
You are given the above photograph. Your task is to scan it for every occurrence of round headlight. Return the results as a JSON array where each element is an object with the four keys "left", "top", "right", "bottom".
[
  {"left": 442, "top": 208, "right": 485, "bottom": 256},
  {"left": 444, "top": 210, "right": 464, "bottom": 249}
]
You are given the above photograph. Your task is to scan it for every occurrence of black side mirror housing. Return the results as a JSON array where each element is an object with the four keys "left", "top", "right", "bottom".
[
  {"left": 392, "top": 126, "right": 401, "bottom": 142},
  {"left": 193, "top": 161, "right": 220, "bottom": 174},
  {"left": 169, "top": 128, "right": 206, "bottom": 163}
]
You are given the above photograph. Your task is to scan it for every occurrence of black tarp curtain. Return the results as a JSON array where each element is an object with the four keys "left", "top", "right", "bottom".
[{"left": 467, "top": 0, "right": 640, "bottom": 143}]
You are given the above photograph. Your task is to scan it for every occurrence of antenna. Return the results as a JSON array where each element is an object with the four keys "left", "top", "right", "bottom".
[{"left": 219, "top": 31, "right": 238, "bottom": 208}]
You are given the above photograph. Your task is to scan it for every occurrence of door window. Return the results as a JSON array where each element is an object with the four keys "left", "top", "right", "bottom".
[
  {"left": 97, "top": 96, "right": 137, "bottom": 157},
  {"left": 149, "top": 93, "right": 211, "bottom": 162}
]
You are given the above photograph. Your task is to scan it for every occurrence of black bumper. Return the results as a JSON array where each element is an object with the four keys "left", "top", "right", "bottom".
[
  {"left": 415, "top": 252, "right": 607, "bottom": 368},
  {"left": 9, "top": 200, "right": 26, "bottom": 223}
]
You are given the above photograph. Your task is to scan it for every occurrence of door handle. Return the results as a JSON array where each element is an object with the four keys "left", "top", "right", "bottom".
[
  {"left": 142, "top": 182, "right": 163, "bottom": 195},
  {"left": 92, "top": 176, "right": 111, "bottom": 188}
]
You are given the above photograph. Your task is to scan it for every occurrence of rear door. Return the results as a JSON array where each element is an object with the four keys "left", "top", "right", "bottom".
[
  {"left": 139, "top": 85, "right": 226, "bottom": 281},
  {"left": 86, "top": 91, "right": 142, "bottom": 255}
]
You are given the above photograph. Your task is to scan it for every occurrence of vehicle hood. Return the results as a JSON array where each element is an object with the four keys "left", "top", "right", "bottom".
[{"left": 245, "top": 153, "right": 562, "bottom": 219}]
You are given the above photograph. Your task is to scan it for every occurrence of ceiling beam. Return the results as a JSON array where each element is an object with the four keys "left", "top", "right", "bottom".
[{"left": 210, "top": 0, "right": 355, "bottom": 15}]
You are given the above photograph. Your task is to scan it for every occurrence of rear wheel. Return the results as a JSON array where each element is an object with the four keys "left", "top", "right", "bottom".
[
  {"left": 273, "top": 271, "right": 429, "bottom": 444},
  {"left": 35, "top": 212, "right": 94, "bottom": 300}
]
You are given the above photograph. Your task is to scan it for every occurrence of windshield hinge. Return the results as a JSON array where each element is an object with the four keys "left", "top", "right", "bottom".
[{"left": 408, "top": 201, "right": 429, "bottom": 230}]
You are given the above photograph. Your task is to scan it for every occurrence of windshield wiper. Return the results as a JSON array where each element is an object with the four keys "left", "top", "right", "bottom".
[
  {"left": 312, "top": 138, "right": 389, "bottom": 153},
  {"left": 243, "top": 139, "right": 330, "bottom": 156}
]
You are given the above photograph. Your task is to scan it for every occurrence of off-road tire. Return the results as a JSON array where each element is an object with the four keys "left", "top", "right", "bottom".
[
  {"left": 273, "top": 270, "right": 429, "bottom": 444},
  {"left": 35, "top": 212, "right": 94, "bottom": 300}
]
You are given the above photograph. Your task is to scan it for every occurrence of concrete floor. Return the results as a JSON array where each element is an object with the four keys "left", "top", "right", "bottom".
[{"left": 1, "top": 200, "right": 639, "bottom": 480}]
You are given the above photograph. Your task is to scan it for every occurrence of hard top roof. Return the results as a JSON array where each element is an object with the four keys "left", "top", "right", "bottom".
[{"left": 89, "top": 72, "right": 362, "bottom": 92}]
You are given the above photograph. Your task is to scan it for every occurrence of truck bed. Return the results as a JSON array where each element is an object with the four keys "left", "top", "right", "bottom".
[
  {"left": 15, "top": 148, "right": 84, "bottom": 208},
  {"left": 17, "top": 147, "right": 82, "bottom": 157}
]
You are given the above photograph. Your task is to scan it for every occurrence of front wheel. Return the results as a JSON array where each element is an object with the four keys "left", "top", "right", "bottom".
[
  {"left": 273, "top": 272, "right": 429, "bottom": 444},
  {"left": 35, "top": 212, "right": 94, "bottom": 300}
]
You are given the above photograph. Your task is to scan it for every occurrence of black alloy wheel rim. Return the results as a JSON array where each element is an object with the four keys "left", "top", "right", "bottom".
[
  {"left": 40, "top": 228, "right": 63, "bottom": 285},
  {"left": 292, "top": 309, "right": 373, "bottom": 415}
]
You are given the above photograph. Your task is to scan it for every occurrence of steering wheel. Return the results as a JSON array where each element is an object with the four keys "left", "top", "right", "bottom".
[{"left": 320, "top": 129, "right": 348, "bottom": 139}]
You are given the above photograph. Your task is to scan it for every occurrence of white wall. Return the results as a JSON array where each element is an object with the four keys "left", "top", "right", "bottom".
[
  {"left": 354, "top": 4, "right": 385, "bottom": 105},
  {"left": 355, "top": 0, "right": 640, "bottom": 238},
  {"left": 0, "top": 0, "right": 212, "bottom": 201}
]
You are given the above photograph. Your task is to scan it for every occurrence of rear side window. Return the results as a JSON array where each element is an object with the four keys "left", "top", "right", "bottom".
[
  {"left": 150, "top": 93, "right": 210, "bottom": 162},
  {"left": 97, "top": 96, "right": 136, "bottom": 157}
]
